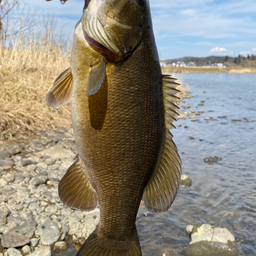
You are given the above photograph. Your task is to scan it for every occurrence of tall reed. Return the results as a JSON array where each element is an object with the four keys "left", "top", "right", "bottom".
[{"left": 0, "top": 28, "right": 72, "bottom": 141}]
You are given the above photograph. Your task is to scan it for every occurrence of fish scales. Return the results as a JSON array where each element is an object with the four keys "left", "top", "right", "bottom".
[
  {"left": 46, "top": 0, "right": 181, "bottom": 255},
  {"left": 72, "top": 29, "right": 165, "bottom": 240}
]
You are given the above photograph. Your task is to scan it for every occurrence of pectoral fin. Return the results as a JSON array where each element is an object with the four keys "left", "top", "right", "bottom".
[
  {"left": 142, "top": 74, "right": 182, "bottom": 212},
  {"left": 86, "top": 57, "right": 106, "bottom": 96},
  {"left": 46, "top": 68, "right": 73, "bottom": 109},
  {"left": 58, "top": 156, "right": 98, "bottom": 211}
]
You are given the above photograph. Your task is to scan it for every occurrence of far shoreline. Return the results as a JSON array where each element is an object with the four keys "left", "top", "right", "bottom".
[{"left": 161, "top": 67, "right": 256, "bottom": 74}]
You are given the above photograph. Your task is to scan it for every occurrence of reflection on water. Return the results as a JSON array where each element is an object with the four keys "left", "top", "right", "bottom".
[{"left": 137, "top": 74, "right": 256, "bottom": 256}]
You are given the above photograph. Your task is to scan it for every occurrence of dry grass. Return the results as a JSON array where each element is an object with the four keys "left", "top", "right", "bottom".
[
  {"left": 0, "top": 29, "right": 72, "bottom": 142},
  {"left": 0, "top": 30, "right": 190, "bottom": 142}
]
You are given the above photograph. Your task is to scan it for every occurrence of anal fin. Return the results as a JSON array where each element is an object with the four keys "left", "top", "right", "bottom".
[{"left": 58, "top": 156, "right": 98, "bottom": 211}]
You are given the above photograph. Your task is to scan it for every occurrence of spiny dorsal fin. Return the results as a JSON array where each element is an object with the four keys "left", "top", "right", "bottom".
[
  {"left": 46, "top": 68, "right": 73, "bottom": 109},
  {"left": 142, "top": 74, "right": 182, "bottom": 212},
  {"left": 162, "top": 74, "right": 180, "bottom": 130},
  {"left": 142, "top": 131, "right": 182, "bottom": 212},
  {"left": 58, "top": 156, "right": 98, "bottom": 211}
]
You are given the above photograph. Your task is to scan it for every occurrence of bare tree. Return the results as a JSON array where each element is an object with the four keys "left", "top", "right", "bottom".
[{"left": 0, "top": 0, "right": 37, "bottom": 42}]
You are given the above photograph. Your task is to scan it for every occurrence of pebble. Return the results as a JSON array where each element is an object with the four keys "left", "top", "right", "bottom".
[
  {"left": 21, "top": 245, "right": 31, "bottom": 254},
  {"left": 204, "top": 156, "right": 222, "bottom": 162},
  {"left": 35, "top": 220, "right": 60, "bottom": 245},
  {"left": 28, "top": 246, "right": 51, "bottom": 256},
  {"left": 1, "top": 232, "right": 30, "bottom": 248},
  {"left": 183, "top": 224, "right": 238, "bottom": 256},
  {"left": 53, "top": 241, "right": 67, "bottom": 250},
  {"left": 6, "top": 248, "right": 22, "bottom": 256},
  {"left": 180, "top": 175, "right": 192, "bottom": 187}
]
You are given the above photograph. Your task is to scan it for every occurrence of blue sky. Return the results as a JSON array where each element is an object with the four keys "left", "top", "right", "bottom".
[{"left": 27, "top": 0, "right": 256, "bottom": 60}]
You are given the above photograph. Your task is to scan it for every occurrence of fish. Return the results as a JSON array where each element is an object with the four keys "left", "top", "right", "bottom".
[{"left": 46, "top": 0, "right": 182, "bottom": 255}]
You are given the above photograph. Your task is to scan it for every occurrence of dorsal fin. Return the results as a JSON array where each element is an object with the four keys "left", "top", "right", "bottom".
[
  {"left": 142, "top": 74, "right": 182, "bottom": 212},
  {"left": 46, "top": 68, "right": 73, "bottom": 109},
  {"left": 58, "top": 156, "right": 98, "bottom": 211}
]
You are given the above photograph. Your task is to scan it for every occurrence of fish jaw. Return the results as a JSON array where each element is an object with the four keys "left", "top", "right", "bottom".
[{"left": 82, "top": 0, "right": 147, "bottom": 62}]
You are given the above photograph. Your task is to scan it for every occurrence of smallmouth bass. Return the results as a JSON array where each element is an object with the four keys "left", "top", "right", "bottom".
[{"left": 46, "top": 0, "right": 182, "bottom": 255}]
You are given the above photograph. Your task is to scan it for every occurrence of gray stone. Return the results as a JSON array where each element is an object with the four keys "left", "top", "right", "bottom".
[
  {"left": 6, "top": 248, "right": 22, "bottom": 256},
  {"left": 20, "top": 158, "right": 38, "bottom": 166},
  {"left": 1, "top": 232, "right": 30, "bottom": 248},
  {"left": 0, "top": 160, "right": 14, "bottom": 167},
  {"left": 180, "top": 175, "right": 192, "bottom": 187},
  {"left": 30, "top": 238, "right": 39, "bottom": 247},
  {"left": 28, "top": 246, "right": 51, "bottom": 256},
  {"left": 82, "top": 208, "right": 100, "bottom": 238},
  {"left": 35, "top": 220, "right": 60, "bottom": 245},
  {"left": 183, "top": 224, "right": 238, "bottom": 256},
  {"left": 9, "top": 220, "right": 37, "bottom": 237},
  {"left": 30, "top": 176, "right": 48, "bottom": 186}
]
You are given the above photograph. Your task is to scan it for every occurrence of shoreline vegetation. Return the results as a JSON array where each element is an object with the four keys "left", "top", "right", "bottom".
[
  {"left": 162, "top": 66, "right": 256, "bottom": 74},
  {"left": 0, "top": 30, "right": 254, "bottom": 142}
]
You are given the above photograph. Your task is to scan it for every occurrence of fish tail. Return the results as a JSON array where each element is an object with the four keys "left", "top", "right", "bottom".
[{"left": 76, "top": 227, "right": 141, "bottom": 256}]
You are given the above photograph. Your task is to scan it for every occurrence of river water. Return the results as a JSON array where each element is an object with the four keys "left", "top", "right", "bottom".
[
  {"left": 137, "top": 73, "right": 256, "bottom": 256},
  {"left": 55, "top": 74, "right": 256, "bottom": 256}
]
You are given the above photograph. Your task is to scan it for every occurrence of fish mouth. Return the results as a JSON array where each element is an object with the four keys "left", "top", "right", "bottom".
[{"left": 83, "top": 1, "right": 123, "bottom": 62}]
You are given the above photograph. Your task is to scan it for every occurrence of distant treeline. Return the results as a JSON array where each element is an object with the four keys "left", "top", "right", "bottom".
[{"left": 164, "top": 55, "right": 256, "bottom": 68}]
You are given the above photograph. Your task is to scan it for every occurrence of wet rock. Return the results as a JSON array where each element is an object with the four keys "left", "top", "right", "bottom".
[
  {"left": 184, "top": 104, "right": 191, "bottom": 109},
  {"left": 35, "top": 220, "right": 60, "bottom": 245},
  {"left": 28, "top": 245, "right": 51, "bottom": 256},
  {"left": 204, "top": 117, "right": 217, "bottom": 121},
  {"left": 204, "top": 156, "right": 222, "bottom": 163},
  {"left": 53, "top": 241, "right": 67, "bottom": 250},
  {"left": 158, "top": 250, "right": 175, "bottom": 256},
  {"left": 6, "top": 248, "right": 22, "bottom": 256},
  {"left": 180, "top": 175, "right": 192, "bottom": 187},
  {"left": 1, "top": 232, "right": 30, "bottom": 248},
  {"left": 232, "top": 119, "right": 241, "bottom": 122},
  {"left": 191, "top": 119, "right": 199, "bottom": 122},
  {"left": 198, "top": 103, "right": 204, "bottom": 106},
  {"left": 183, "top": 224, "right": 238, "bottom": 256}
]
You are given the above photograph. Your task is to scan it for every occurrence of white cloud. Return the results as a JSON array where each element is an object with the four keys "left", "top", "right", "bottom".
[
  {"left": 210, "top": 47, "right": 227, "bottom": 53},
  {"left": 239, "top": 48, "right": 256, "bottom": 56}
]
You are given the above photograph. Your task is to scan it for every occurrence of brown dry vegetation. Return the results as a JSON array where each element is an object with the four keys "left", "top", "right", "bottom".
[
  {"left": 0, "top": 30, "right": 72, "bottom": 142},
  {"left": 0, "top": 31, "right": 189, "bottom": 142}
]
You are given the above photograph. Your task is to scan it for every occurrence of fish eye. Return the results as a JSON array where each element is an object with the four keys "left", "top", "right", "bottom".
[{"left": 135, "top": 0, "right": 145, "bottom": 6}]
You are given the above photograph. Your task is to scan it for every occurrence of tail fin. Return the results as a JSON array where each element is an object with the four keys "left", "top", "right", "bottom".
[{"left": 76, "top": 227, "right": 141, "bottom": 256}]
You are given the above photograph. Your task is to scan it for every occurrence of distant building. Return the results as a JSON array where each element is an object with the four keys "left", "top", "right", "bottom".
[{"left": 160, "top": 61, "right": 167, "bottom": 67}]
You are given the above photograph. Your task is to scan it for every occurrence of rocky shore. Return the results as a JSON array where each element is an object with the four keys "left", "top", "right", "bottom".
[
  {"left": 0, "top": 95, "right": 238, "bottom": 255},
  {"left": 0, "top": 128, "right": 100, "bottom": 255}
]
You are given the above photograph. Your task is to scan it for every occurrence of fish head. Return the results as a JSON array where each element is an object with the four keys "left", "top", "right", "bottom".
[{"left": 82, "top": 0, "right": 148, "bottom": 62}]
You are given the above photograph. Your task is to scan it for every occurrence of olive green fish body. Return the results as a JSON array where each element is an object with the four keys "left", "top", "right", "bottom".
[
  {"left": 72, "top": 22, "right": 165, "bottom": 242},
  {"left": 46, "top": 1, "right": 182, "bottom": 255}
]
